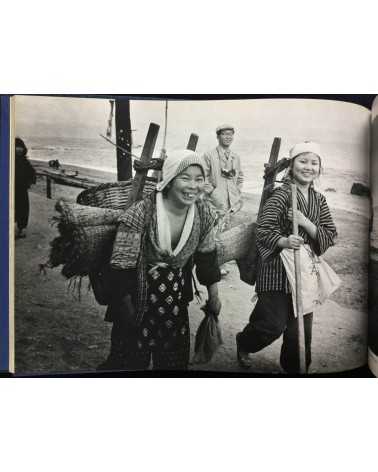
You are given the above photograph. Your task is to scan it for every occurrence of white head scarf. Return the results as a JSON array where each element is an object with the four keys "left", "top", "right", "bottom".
[
  {"left": 156, "top": 149, "right": 206, "bottom": 192},
  {"left": 290, "top": 141, "right": 322, "bottom": 160}
]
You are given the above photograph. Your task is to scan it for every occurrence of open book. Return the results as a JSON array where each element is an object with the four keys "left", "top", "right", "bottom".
[{"left": 1, "top": 94, "right": 377, "bottom": 376}]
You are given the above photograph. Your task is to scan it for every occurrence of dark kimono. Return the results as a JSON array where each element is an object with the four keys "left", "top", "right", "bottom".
[{"left": 102, "top": 192, "right": 221, "bottom": 371}]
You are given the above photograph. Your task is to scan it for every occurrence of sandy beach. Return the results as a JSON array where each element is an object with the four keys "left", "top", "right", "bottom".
[{"left": 13, "top": 170, "right": 369, "bottom": 375}]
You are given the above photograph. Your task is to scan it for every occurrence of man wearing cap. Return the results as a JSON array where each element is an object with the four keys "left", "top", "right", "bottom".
[
  {"left": 202, "top": 124, "right": 244, "bottom": 216},
  {"left": 202, "top": 125, "right": 244, "bottom": 275}
]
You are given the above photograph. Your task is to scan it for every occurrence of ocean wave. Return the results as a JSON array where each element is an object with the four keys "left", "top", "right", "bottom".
[{"left": 31, "top": 146, "right": 62, "bottom": 151}]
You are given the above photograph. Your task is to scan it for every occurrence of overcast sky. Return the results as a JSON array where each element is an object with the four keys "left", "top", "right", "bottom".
[
  {"left": 15, "top": 96, "right": 110, "bottom": 139},
  {"left": 14, "top": 95, "right": 370, "bottom": 148}
]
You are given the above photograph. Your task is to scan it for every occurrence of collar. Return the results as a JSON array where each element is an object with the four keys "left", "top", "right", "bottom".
[
  {"left": 217, "top": 145, "right": 234, "bottom": 159},
  {"left": 156, "top": 192, "right": 195, "bottom": 256}
]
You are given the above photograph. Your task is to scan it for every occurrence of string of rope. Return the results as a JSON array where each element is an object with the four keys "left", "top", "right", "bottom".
[
  {"left": 263, "top": 157, "right": 290, "bottom": 178},
  {"left": 103, "top": 101, "right": 138, "bottom": 159},
  {"left": 99, "top": 134, "right": 142, "bottom": 160},
  {"left": 133, "top": 158, "right": 164, "bottom": 172},
  {"left": 102, "top": 101, "right": 169, "bottom": 176}
]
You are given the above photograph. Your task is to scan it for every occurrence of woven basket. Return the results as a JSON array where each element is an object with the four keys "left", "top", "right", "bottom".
[
  {"left": 51, "top": 199, "right": 257, "bottom": 278},
  {"left": 77, "top": 177, "right": 157, "bottom": 209},
  {"left": 216, "top": 221, "right": 256, "bottom": 265},
  {"left": 50, "top": 200, "right": 121, "bottom": 277},
  {"left": 56, "top": 200, "right": 123, "bottom": 226}
]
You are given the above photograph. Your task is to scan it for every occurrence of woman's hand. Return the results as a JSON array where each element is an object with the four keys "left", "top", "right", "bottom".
[
  {"left": 207, "top": 296, "right": 222, "bottom": 317},
  {"left": 278, "top": 235, "right": 304, "bottom": 250},
  {"left": 287, "top": 208, "right": 307, "bottom": 227},
  {"left": 207, "top": 283, "right": 221, "bottom": 316},
  {"left": 288, "top": 209, "right": 318, "bottom": 239}
]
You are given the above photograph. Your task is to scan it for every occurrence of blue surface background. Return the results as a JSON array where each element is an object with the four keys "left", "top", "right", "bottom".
[
  {"left": 0, "top": 95, "right": 10, "bottom": 372},
  {"left": 0, "top": 94, "right": 375, "bottom": 377}
]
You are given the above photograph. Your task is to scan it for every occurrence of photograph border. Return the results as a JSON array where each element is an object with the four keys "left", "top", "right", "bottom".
[{"left": 1, "top": 93, "right": 376, "bottom": 378}]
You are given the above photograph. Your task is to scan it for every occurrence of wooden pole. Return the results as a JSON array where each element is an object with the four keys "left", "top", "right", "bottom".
[
  {"left": 291, "top": 183, "right": 307, "bottom": 374},
  {"left": 258, "top": 137, "right": 281, "bottom": 217},
  {"left": 187, "top": 133, "right": 199, "bottom": 151},
  {"left": 127, "top": 122, "right": 160, "bottom": 207},
  {"left": 115, "top": 99, "right": 132, "bottom": 181}
]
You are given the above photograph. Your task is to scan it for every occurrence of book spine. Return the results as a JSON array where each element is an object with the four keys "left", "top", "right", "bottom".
[{"left": 0, "top": 95, "right": 10, "bottom": 372}]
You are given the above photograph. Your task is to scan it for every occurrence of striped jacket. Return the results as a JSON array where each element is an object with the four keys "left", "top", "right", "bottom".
[{"left": 256, "top": 183, "right": 337, "bottom": 293}]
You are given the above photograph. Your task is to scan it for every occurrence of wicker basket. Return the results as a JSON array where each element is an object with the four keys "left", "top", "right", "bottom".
[
  {"left": 216, "top": 221, "right": 256, "bottom": 265},
  {"left": 77, "top": 177, "right": 157, "bottom": 209},
  {"left": 50, "top": 200, "right": 121, "bottom": 277},
  {"left": 51, "top": 175, "right": 259, "bottom": 297},
  {"left": 56, "top": 200, "right": 123, "bottom": 226},
  {"left": 51, "top": 199, "right": 257, "bottom": 278},
  {"left": 51, "top": 178, "right": 258, "bottom": 304}
]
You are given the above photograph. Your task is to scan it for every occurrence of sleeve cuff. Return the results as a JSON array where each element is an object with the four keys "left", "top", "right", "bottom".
[{"left": 195, "top": 249, "right": 221, "bottom": 286}]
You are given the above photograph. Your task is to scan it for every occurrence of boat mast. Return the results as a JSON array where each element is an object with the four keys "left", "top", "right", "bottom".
[{"left": 114, "top": 98, "right": 133, "bottom": 181}]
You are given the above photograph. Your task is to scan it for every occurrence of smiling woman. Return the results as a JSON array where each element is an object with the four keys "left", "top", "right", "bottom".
[
  {"left": 236, "top": 141, "right": 337, "bottom": 374},
  {"left": 291, "top": 153, "right": 321, "bottom": 187},
  {"left": 162, "top": 165, "right": 205, "bottom": 247},
  {"left": 163, "top": 164, "right": 205, "bottom": 207},
  {"left": 99, "top": 149, "right": 222, "bottom": 371}
]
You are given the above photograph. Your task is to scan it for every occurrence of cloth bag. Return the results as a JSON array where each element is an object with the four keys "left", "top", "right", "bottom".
[
  {"left": 280, "top": 245, "right": 341, "bottom": 317},
  {"left": 193, "top": 303, "right": 223, "bottom": 364}
]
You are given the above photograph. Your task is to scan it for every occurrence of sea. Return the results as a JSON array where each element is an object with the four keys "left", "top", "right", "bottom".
[{"left": 24, "top": 135, "right": 370, "bottom": 219}]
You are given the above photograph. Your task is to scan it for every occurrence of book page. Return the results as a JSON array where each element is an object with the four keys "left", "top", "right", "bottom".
[
  {"left": 369, "top": 95, "right": 378, "bottom": 377},
  {"left": 11, "top": 96, "right": 370, "bottom": 375}
]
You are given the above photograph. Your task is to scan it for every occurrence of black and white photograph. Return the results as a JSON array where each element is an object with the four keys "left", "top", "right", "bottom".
[
  {"left": 11, "top": 95, "right": 370, "bottom": 375},
  {"left": 3, "top": 6, "right": 378, "bottom": 472},
  {"left": 369, "top": 95, "right": 378, "bottom": 376}
]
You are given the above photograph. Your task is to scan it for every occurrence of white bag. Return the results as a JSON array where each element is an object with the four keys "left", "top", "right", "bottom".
[{"left": 280, "top": 245, "right": 341, "bottom": 317}]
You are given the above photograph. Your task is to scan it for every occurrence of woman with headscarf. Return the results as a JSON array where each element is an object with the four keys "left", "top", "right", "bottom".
[
  {"left": 14, "top": 137, "right": 36, "bottom": 239},
  {"left": 99, "top": 149, "right": 222, "bottom": 371},
  {"left": 236, "top": 142, "right": 337, "bottom": 374}
]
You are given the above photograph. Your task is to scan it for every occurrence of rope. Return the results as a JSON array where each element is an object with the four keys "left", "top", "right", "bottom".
[
  {"left": 263, "top": 157, "right": 290, "bottom": 179},
  {"left": 192, "top": 272, "right": 203, "bottom": 304},
  {"left": 99, "top": 134, "right": 142, "bottom": 160},
  {"left": 102, "top": 101, "right": 169, "bottom": 178},
  {"left": 103, "top": 100, "right": 138, "bottom": 158},
  {"left": 133, "top": 158, "right": 164, "bottom": 172}
]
